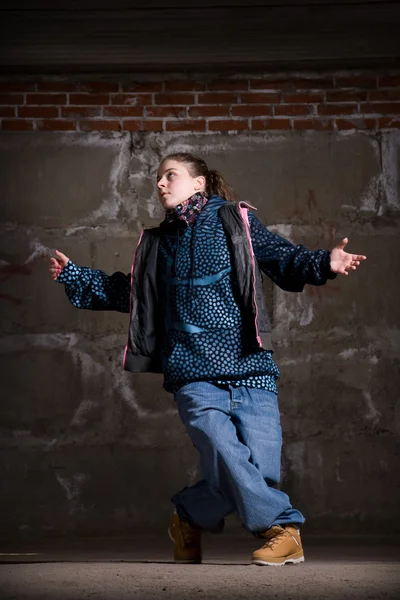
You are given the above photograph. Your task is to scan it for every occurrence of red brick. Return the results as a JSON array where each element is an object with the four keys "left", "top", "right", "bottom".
[
  {"left": 2, "top": 119, "right": 34, "bottom": 130},
  {"left": 36, "top": 81, "right": 79, "bottom": 92},
  {"left": 80, "top": 120, "right": 120, "bottom": 131},
  {"left": 26, "top": 93, "right": 67, "bottom": 105},
  {"left": 104, "top": 106, "right": 144, "bottom": 117},
  {"left": 19, "top": 106, "right": 59, "bottom": 118},
  {"left": 37, "top": 81, "right": 118, "bottom": 93},
  {"left": 165, "top": 81, "right": 205, "bottom": 92},
  {"left": 69, "top": 94, "right": 110, "bottom": 105},
  {"left": 0, "top": 82, "right": 35, "bottom": 92},
  {"left": 0, "top": 107, "right": 16, "bottom": 117},
  {"left": 250, "top": 79, "right": 293, "bottom": 91},
  {"left": 231, "top": 105, "right": 272, "bottom": 117},
  {"left": 207, "top": 119, "right": 248, "bottom": 131},
  {"left": 76, "top": 82, "right": 119, "bottom": 93},
  {"left": 369, "top": 90, "right": 400, "bottom": 102},
  {"left": 206, "top": 79, "right": 248, "bottom": 91},
  {"left": 318, "top": 104, "right": 358, "bottom": 116},
  {"left": 189, "top": 106, "right": 230, "bottom": 118},
  {"left": 293, "top": 78, "right": 334, "bottom": 90},
  {"left": 250, "top": 78, "right": 334, "bottom": 91},
  {"left": 379, "top": 76, "right": 400, "bottom": 88},
  {"left": 111, "top": 94, "right": 153, "bottom": 106},
  {"left": 146, "top": 106, "right": 186, "bottom": 118},
  {"left": 0, "top": 94, "right": 24, "bottom": 105},
  {"left": 62, "top": 106, "right": 102, "bottom": 118},
  {"left": 325, "top": 91, "right": 366, "bottom": 103},
  {"left": 122, "top": 82, "right": 163, "bottom": 93},
  {"left": 360, "top": 102, "right": 400, "bottom": 115},
  {"left": 335, "top": 118, "right": 376, "bottom": 130},
  {"left": 284, "top": 92, "right": 324, "bottom": 103},
  {"left": 122, "top": 120, "right": 163, "bottom": 131},
  {"left": 251, "top": 118, "right": 291, "bottom": 130},
  {"left": 166, "top": 120, "right": 206, "bottom": 132},
  {"left": 240, "top": 92, "right": 280, "bottom": 104},
  {"left": 293, "top": 119, "right": 333, "bottom": 130},
  {"left": 274, "top": 105, "right": 310, "bottom": 116},
  {"left": 335, "top": 76, "right": 377, "bottom": 89},
  {"left": 197, "top": 93, "right": 238, "bottom": 104},
  {"left": 378, "top": 117, "right": 400, "bottom": 128},
  {"left": 155, "top": 93, "right": 196, "bottom": 105},
  {"left": 37, "top": 120, "right": 76, "bottom": 131}
]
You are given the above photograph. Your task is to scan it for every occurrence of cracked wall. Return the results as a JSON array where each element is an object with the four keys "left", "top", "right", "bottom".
[{"left": 0, "top": 129, "right": 399, "bottom": 537}]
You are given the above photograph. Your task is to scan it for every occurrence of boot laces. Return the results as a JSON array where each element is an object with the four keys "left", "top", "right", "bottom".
[{"left": 261, "top": 527, "right": 289, "bottom": 549}]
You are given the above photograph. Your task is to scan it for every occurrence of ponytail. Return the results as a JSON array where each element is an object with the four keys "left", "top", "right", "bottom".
[{"left": 206, "top": 169, "right": 236, "bottom": 202}]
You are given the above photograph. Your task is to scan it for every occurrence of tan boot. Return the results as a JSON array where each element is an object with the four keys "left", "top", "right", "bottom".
[
  {"left": 168, "top": 510, "right": 202, "bottom": 564},
  {"left": 251, "top": 524, "right": 305, "bottom": 566}
]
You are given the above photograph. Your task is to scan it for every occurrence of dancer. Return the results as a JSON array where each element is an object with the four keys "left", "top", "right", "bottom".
[{"left": 49, "top": 152, "right": 366, "bottom": 566}]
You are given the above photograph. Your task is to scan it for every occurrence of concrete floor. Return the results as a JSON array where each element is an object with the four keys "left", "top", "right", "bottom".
[{"left": 0, "top": 534, "right": 399, "bottom": 600}]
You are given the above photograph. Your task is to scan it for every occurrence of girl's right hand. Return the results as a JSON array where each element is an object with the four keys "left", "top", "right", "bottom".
[{"left": 49, "top": 250, "right": 70, "bottom": 280}]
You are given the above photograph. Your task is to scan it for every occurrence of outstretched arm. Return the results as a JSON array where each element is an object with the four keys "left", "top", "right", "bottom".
[
  {"left": 49, "top": 250, "right": 131, "bottom": 313},
  {"left": 249, "top": 212, "right": 336, "bottom": 291},
  {"left": 249, "top": 213, "right": 366, "bottom": 292}
]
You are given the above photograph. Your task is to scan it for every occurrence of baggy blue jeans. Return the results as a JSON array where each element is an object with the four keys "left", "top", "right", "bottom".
[{"left": 171, "top": 382, "right": 305, "bottom": 535}]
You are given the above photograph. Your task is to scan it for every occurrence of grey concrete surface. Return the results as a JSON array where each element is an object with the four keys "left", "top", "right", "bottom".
[
  {"left": 0, "top": 129, "right": 399, "bottom": 537},
  {"left": 0, "top": 535, "right": 399, "bottom": 600}
]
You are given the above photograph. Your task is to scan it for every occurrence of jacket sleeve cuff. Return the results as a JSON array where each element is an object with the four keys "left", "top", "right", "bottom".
[
  {"left": 322, "top": 250, "right": 338, "bottom": 280},
  {"left": 56, "top": 260, "right": 80, "bottom": 284}
]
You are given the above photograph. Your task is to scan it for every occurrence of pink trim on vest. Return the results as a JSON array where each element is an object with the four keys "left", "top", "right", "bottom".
[
  {"left": 123, "top": 230, "right": 144, "bottom": 368},
  {"left": 237, "top": 202, "right": 262, "bottom": 348}
]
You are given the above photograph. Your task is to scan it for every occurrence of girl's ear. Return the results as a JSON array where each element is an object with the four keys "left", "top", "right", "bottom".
[{"left": 194, "top": 175, "right": 206, "bottom": 191}]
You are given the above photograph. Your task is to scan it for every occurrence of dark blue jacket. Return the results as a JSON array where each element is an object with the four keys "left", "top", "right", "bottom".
[
  {"left": 57, "top": 196, "right": 336, "bottom": 375},
  {"left": 123, "top": 197, "right": 336, "bottom": 373}
]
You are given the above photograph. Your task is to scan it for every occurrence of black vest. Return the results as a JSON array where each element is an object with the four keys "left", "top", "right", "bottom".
[{"left": 124, "top": 202, "right": 273, "bottom": 374}]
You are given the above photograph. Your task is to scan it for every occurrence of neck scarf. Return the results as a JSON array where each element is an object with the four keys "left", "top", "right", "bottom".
[{"left": 165, "top": 191, "right": 209, "bottom": 225}]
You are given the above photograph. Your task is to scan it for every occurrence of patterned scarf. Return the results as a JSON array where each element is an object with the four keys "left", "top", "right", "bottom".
[{"left": 165, "top": 191, "right": 209, "bottom": 225}]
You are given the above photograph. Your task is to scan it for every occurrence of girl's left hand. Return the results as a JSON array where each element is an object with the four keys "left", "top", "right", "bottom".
[{"left": 330, "top": 238, "right": 367, "bottom": 275}]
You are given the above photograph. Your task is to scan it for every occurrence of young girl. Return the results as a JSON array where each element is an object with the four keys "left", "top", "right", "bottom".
[{"left": 49, "top": 152, "right": 366, "bottom": 566}]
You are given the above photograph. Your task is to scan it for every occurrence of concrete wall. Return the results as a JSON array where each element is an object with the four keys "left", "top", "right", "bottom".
[{"left": 1, "top": 74, "right": 400, "bottom": 538}]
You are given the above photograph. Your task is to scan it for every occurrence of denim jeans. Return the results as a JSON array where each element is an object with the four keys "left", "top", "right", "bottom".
[{"left": 171, "top": 382, "right": 305, "bottom": 535}]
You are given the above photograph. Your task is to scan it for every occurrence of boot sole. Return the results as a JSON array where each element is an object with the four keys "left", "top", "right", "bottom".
[
  {"left": 252, "top": 554, "right": 305, "bottom": 567},
  {"left": 168, "top": 526, "right": 202, "bottom": 564}
]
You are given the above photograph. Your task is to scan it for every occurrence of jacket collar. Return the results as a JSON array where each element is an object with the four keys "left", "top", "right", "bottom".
[{"left": 161, "top": 194, "right": 227, "bottom": 228}]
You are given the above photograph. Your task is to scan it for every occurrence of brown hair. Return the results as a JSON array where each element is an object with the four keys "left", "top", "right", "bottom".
[{"left": 161, "top": 152, "right": 236, "bottom": 202}]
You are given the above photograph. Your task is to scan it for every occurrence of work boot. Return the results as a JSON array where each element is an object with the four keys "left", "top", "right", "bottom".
[
  {"left": 251, "top": 524, "right": 305, "bottom": 566},
  {"left": 168, "top": 510, "right": 202, "bottom": 564}
]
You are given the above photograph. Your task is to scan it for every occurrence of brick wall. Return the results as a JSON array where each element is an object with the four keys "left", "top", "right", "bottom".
[{"left": 1, "top": 72, "right": 400, "bottom": 133}]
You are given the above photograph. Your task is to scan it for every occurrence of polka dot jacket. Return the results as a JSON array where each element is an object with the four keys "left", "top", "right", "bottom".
[
  {"left": 157, "top": 195, "right": 335, "bottom": 393},
  {"left": 57, "top": 194, "right": 336, "bottom": 394}
]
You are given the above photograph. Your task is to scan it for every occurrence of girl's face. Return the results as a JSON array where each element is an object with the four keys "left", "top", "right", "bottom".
[{"left": 157, "top": 159, "right": 205, "bottom": 209}]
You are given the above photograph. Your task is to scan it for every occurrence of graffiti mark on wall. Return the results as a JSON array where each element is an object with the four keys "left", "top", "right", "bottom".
[
  {"left": 0, "top": 263, "right": 32, "bottom": 304},
  {"left": 0, "top": 242, "right": 52, "bottom": 303},
  {"left": 289, "top": 189, "right": 337, "bottom": 249}
]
